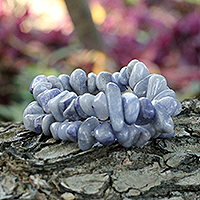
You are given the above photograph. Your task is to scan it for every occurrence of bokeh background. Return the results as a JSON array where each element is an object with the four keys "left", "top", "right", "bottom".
[{"left": 0, "top": 0, "right": 200, "bottom": 121}]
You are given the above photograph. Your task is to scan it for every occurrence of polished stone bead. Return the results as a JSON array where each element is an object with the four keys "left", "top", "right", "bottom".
[
  {"left": 94, "top": 122, "right": 115, "bottom": 146},
  {"left": 118, "top": 66, "right": 129, "bottom": 86},
  {"left": 23, "top": 101, "right": 44, "bottom": 118},
  {"left": 48, "top": 91, "right": 69, "bottom": 121},
  {"left": 74, "top": 96, "right": 88, "bottom": 118},
  {"left": 40, "top": 89, "right": 61, "bottom": 113},
  {"left": 141, "top": 123, "right": 156, "bottom": 138},
  {"left": 105, "top": 82, "right": 124, "bottom": 132},
  {"left": 42, "top": 114, "right": 55, "bottom": 136},
  {"left": 59, "top": 92, "right": 77, "bottom": 113},
  {"left": 70, "top": 69, "right": 87, "bottom": 95},
  {"left": 135, "top": 97, "right": 155, "bottom": 125},
  {"left": 158, "top": 130, "right": 175, "bottom": 139},
  {"left": 133, "top": 75, "right": 151, "bottom": 98},
  {"left": 66, "top": 121, "right": 82, "bottom": 142},
  {"left": 153, "top": 89, "right": 177, "bottom": 100},
  {"left": 111, "top": 72, "right": 127, "bottom": 92},
  {"left": 87, "top": 72, "right": 98, "bottom": 94},
  {"left": 58, "top": 74, "right": 72, "bottom": 91},
  {"left": 58, "top": 121, "right": 71, "bottom": 141},
  {"left": 146, "top": 74, "right": 167, "bottom": 101},
  {"left": 30, "top": 75, "right": 48, "bottom": 94},
  {"left": 78, "top": 116, "right": 99, "bottom": 151},
  {"left": 50, "top": 122, "right": 61, "bottom": 140},
  {"left": 96, "top": 71, "right": 112, "bottom": 92},
  {"left": 33, "top": 82, "right": 52, "bottom": 100},
  {"left": 135, "top": 126, "right": 151, "bottom": 147},
  {"left": 63, "top": 99, "right": 80, "bottom": 121},
  {"left": 122, "top": 93, "right": 140, "bottom": 125},
  {"left": 92, "top": 92, "right": 109, "bottom": 120},
  {"left": 129, "top": 62, "right": 150, "bottom": 89},
  {"left": 34, "top": 114, "right": 46, "bottom": 133},
  {"left": 47, "top": 75, "right": 64, "bottom": 91},
  {"left": 23, "top": 114, "right": 41, "bottom": 132},
  {"left": 79, "top": 93, "right": 96, "bottom": 116},
  {"left": 126, "top": 59, "right": 139, "bottom": 80},
  {"left": 153, "top": 97, "right": 182, "bottom": 117},
  {"left": 114, "top": 123, "right": 129, "bottom": 144}
]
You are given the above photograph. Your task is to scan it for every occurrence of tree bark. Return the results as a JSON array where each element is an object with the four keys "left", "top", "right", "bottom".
[{"left": 0, "top": 98, "right": 199, "bottom": 199}]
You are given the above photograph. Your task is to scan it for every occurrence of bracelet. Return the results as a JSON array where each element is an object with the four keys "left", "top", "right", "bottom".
[{"left": 23, "top": 59, "right": 182, "bottom": 151}]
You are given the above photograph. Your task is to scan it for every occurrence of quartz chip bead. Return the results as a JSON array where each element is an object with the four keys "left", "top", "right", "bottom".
[
  {"left": 33, "top": 82, "right": 52, "bottom": 100},
  {"left": 23, "top": 114, "right": 41, "bottom": 132},
  {"left": 118, "top": 66, "right": 129, "bottom": 86},
  {"left": 50, "top": 122, "right": 62, "bottom": 140},
  {"left": 126, "top": 59, "right": 139, "bottom": 80},
  {"left": 94, "top": 122, "right": 115, "bottom": 146},
  {"left": 47, "top": 75, "right": 64, "bottom": 91},
  {"left": 96, "top": 71, "right": 112, "bottom": 92},
  {"left": 129, "top": 62, "right": 150, "bottom": 89},
  {"left": 78, "top": 116, "right": 99, "bottom": 151},
  {"left": 42, "top": 114, "right": 55, "bottom": 136},
  {"left": 135, "top": 126, "right": 151, "bottom": 147},
  {"left": 66, "top": 121, "right": 82, "bottom": 142},
  {"left": 58, "top": 74, "right": 72, "bottom": 91},
  {"left": 30, "top": 75, "right": 48, "bottom": 94},
  {"left": 158, "top": 130, "right": 175, "bottom": 139},
  {"left": 74, "top": 96, "right": 89, "bottom": 118},
  {"left": 105, "top": 82, "right": 124, "bottom": 132},
  {"left": 23, "top": 101, "right": 44, "bottom": 118},
  {"left": 87, "top": 72, "right": 98, "bottom": 94},
  {"left": 69, "top": 69, "right": 87, "bottom": 95},
  {"left": 111, "top": 72, "right": 127, "bottom": 92},
  {"left": 34, "top": 114, "right": 46, "bottom": 133},
  {"left": 153, "top": 89, "right": 177, "bottom": 100},
  {"left": 58, "top": 121, "right": 71, "bottom": 141}
]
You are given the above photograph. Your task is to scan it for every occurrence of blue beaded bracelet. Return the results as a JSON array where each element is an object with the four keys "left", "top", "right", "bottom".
[{"left": 23, "top": 59, "right": 182, "bottom": 151}]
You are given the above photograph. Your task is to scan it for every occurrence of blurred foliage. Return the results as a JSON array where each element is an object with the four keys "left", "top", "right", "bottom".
[{"left": 0, "top": 0, "right": 200, "bottom": 121}]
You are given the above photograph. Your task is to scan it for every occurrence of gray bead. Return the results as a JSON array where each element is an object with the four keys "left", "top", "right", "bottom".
[
  {"left": 114, "top": 123, "right": 129, "bottom": 144},
  {"left": 78, "top": 116, "right": 99, "bottom": 151},
  {"left": 126, "top": 59, "right": 139, "bottom": 80},
  {"left": 153, "top": 89, "right": 177, "bottom": 100},
  {"left": 118, "top": 66, "right": 128, "bottom": 85},
  {"left": 23, "top": 114, "right": 41, "bottom": 132},
  {"left": 58, "top": 121, "right": 71, "bottom": 141},
  {"left": 92, "top": 92, "right": 109, "bottom": 120},
  {"left": 122, "top": 93, "right": 140, "bottom": 125},
  {"left": 58, "top": 74, "right": 72, "bottom": 91},
  {"left": 66, "top": 121, "right": 82, "bottom": 142},
  {"left": 63, "top": 99, "right": 80, "bottom": 121},
  {"left": 42, "top": 114, "right": 55, "bottom": 136},
  {"left": 96, "top": 71, "right": 112, "bottom": 92},
  {"left": 23, "top": 101, "right": 44, "bottom": 118},
  {"left": 74, "top": 96, "right": 88, "bottom": 118},
  {"left": 33, "top": 82, "right": 52, "bottom": 100},
  {"left": 146, "top": 74, "right": 167, "bottom": 101},
  {"left": 111, "top": 72, "right": 127, "bottom": 92},
  {"left": 48, "top": 91, "right": 69, "bottom": 122},
  {"left": 133, "top": 74, "right": 151, "bottom": 98},
  {"left": 129, "top": 62, "right": 150, "bottom": 89},
  {"left": 105, "top": 82, "right": 124, "bottom": 132},
  {"left": 79, "top": 93, "right": 96, "bottom": 116},
  {"left": 70, "top": 69, "right": 87, "bottom": 95},
  {"left": 47, "top": 75, "right": 64, "bottom": 91},
  {"left": 87, "top": 72, "right": 98, "bottom": 94},
  {"left": 50, "top": 122, "right": 61, "bottom": 140},
  {"left": 135, "top": 126, "right": 151, "bottom": 147},
  {"left": 30, "top": 75, "right": 48, "bottom": 94}
]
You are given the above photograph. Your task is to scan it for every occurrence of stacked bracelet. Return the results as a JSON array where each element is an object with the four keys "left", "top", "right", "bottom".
[{"left": 23, "top": 59, "right": 182, "bottom": 151}]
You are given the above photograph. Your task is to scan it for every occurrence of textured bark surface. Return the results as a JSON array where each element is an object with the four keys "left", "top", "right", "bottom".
[{"left": 0, "top": 98, "right": 199, "bottom": 200}]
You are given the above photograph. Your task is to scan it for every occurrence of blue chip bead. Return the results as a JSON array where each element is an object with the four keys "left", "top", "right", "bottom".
[
  {"left": 106, "top": 82, "right": 124, "bottom": 132},
  {"left": 58, "top": 121, "right": 71, "bottom": 141},
  {"left": 23, "top": 101, "right": 44, "bottom": 118},
  {"left": 111, "top": 72, "right": 127, "bottom": 92},
  {"left": 126, "top": 59, "right": 139, "bottom": 80},
  {"left": 42, "top": 114, "right": 55, "bottom": 136},
  {"left": 58, "top": 74, "right": 72, "bottom": 91},
  {"left": 33, "top": 82, "right": 52, "bottom": 100},
  {"left": 135, "top": 97, "right": 155, "bottom": 125},
  {"left": 96, "top": 71, "right": 112, "bottom": 92},
  {"left": 78, "top": 116, "right": 99, "bottom": 151},
  {"left": 74, "top": 96, "right": 89, "bottom": 118},
  {"left": 114, "top": 123, "right": 129, "bottom": 144},
  {"left": 47, "top": 75, "right": 64, "bottom": 91},
  {"left": 122, "top": 93, "right": 140, "bottom": 125},
  {"left": 158, "top": 130, "right": 175, "bottom": 139},
  {"left": 153, "top": 89, "right": 177, "bottom": 100},
  {"left": 23, "top": 114, "right": 41, "bottom": 132},
  {"left": 70, "top": 69, "right": 87, "bottom": 95},
  {"left": 50, "top": 122, "right": 62, "bottom": 140},
  {"left": 94, "top": 122, "right": 115, "bottom": 146},
  {"left": 118, "top": 66, "right": 129, "bottom": 86},
  {"left": 141, "top": 123, "right": 156, "bottom": 138},
  {"left": 34, "top": 114, "right": 46, "bottom": 133},
  {"left": 135, "top": 126, "right": 151, "bottom": 147},
  {"left": 66, "top": 121, "right": 82, "bottom": 142},
  {"left": 30, "top": 75, "right": 48, "bottom": 94},
  {"left": 87, "top": 72, "right": 98, "bottom": 94}
]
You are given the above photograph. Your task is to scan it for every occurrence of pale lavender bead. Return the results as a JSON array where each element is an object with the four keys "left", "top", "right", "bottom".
[
  {"left": 70, "top": 69, "right": 87, "bottom": 95},
  {"left": 66, "top": 121, "right": 82, "bottom": 142},
  {"left": 42, "top": 114, "right": 55, "bottom": 136},
  {"left": 96, "top": 71, "right": 112, "bottom": 92},
  {"left": 30, "top": 75, "right": 48, "bottom": 94},
  {"left": 87, "top": 72, "right": 98, "bottom": 94},
  {"left": 153, "top": 89, "right": 177, "bottom": 100},
  {"left": 79, "top": 93, "right": 96, "bottom": 116},
  {"left": 48, "top": 91, "right": 69, "bottom": 122},
  {"left": 126, "top": 59, "right": 139, "bottom": 80},
  {"left": 106, "top": 82, "right": 124, "bottom": 132},
  {"left": 34, "top": 114, "right": 46, "bottom": 133},
  {"left": 146, "top": 74, "right": 167, "bottom": 101},
  {"left": 158, "top": 130, "right": 175, "bottom": 139},
  {"left": 58, "top": 121, "right": 71, "bottom": 141},
  {"left": 135, "top": 126, "right": 151, "bottom": 147},
  {"left": 122, "top": 93, "right": 140, "bottom": 125},
  {"left": 129, "top": 62, "right": 150, "bottom": 89},
  {"left": 58, "top": 74, "right": 72, "bottom": 91},
  {"left": 118, "top": 66, "right": 129, "bottom": 86},
  {"left": 50, "top": 122, "right": 61, "bottom": 140},
  {"left": 74, "top": 96, "right": 88, "bottom": 118},
  {"left": 133, "top": 74, "right": 151, "bottom": 98},
  {"left": 94, "top": 121, "right": 115, "bottom": 146},
  {"left": 114, "top": 124, "right": 129, "bottom": 144},
  {"left": 63, "top": 99, "right": 80, "bottom": 121},
  {"left": 47, "top": 75, "right": 64, "bottom": 91},
  {"left": 33, "top": 82, "right": 52, "bottom": 100},
  {"left": 78, "top": 116, "right": 99, "bottom": 151},
  {"left": 40, "top": 88, "right": 61, "bottom": 113},
  {"left": 92, "top": 92, "right": 109, "bottom": 120},
  {"left": 23, "top": 114, "right": 41, "bottom": 132},
  {"left": 111, "top": 72, "right": 127, "bottom": 92},
  {"left": 23, "top": 101, "right": 44, "bottom": 118}
]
